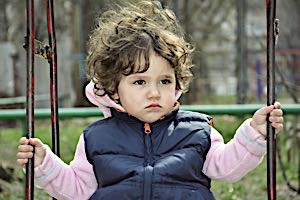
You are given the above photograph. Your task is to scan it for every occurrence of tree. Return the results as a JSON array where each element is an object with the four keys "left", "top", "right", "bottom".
[{"left": 162, "top": 0, "right": 235, "bottom": 103}]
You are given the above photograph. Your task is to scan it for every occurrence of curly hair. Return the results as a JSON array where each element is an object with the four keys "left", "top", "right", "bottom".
[{"left": 86, "top": 0, "right": 194, "bottom": 98}]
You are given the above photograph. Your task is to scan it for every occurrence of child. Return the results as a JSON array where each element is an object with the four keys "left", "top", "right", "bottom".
[{"left": 17, "top": 1, "right": 284, "bottom": 199}]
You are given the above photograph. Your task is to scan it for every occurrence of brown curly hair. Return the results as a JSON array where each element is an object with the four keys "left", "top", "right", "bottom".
[{"left": 86, "top": 1, "right": 194, "bottom": 98}]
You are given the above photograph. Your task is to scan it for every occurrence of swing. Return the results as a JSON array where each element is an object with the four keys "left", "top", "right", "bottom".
[
  {"left": 23, "top": 0, "right": 279, "bottom": 199},
  {"left": 266, "top": 0, "right": 279, "bottom": 199},
  {"left": 24, "top": 0, "right": 60, "bottom": 199}
]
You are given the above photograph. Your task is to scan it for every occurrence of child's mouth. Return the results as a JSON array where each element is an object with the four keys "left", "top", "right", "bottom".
[{"left": 146, "top": 103, "right": 162, "bottom": 108}]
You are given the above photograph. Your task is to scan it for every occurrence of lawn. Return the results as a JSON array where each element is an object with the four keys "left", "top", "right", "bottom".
[{"left": 0, "top": 116, "right": 299, "bottom": 200}]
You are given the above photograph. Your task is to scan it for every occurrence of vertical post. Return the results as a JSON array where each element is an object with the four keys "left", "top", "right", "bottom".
[
  {"left": 236, "top": 0, "right": 248, "bottom": 104},
  {"left": 46, "top": 0, "right": 60, "bottom": 158},
  {"left": 266, "top": 0, "right": 277, "bottom": 199},
  {"left": 25, "top": 0, "right": 35, "bottom": 199}
]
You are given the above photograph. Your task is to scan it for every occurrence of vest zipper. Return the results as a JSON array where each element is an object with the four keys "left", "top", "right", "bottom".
[
  {"left": 143, "top": 122, "right": 153, "bottom": 200},
  {"left": 144, "top": 123, "right": 151, "bottom": 134}
]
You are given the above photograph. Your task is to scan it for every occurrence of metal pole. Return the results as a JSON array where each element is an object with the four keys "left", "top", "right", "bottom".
[
  {"left": 266, "top": 0, "right": 277, "bottom": 199},
  {"left": 46, "top": 0, "right": 60, "bottom": 157},
  {"left": 25, "top": 0, "right": 35, "bottom": 199}
]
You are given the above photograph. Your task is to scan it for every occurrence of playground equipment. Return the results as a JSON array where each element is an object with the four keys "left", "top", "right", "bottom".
[
  {"left": 266, "top": 0, "right": 279, "bottom": 199},
  {"left": 20, "top": 0, "right": 286, "bottom": 199},
  {"left": 23, "top": 0, "right": 59, "bottom": 199}
]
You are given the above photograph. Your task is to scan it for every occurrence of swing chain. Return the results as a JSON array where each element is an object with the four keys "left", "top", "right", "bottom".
[{"left": 23, "top": 36, "right": 52, "bottom": 61}]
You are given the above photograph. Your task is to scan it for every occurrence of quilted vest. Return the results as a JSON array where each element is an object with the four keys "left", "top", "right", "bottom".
[{"left": 84, "top": 109, "right": 216, "bottom": 200}]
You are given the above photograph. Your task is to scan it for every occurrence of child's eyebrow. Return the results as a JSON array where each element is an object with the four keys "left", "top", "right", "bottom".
[{"left": 160, "top": 74, "right": 175, "bottom": 79}]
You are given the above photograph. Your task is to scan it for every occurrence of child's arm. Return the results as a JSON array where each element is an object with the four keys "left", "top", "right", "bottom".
[
  {"left": 17, "top": 135, "right": 97, "bottom": 200},
  {"left": 34, "top": 134, "right": 97, "bottom": 199},
  {"left": 203, "top": 102, "right": 283, "bottom": 182}
]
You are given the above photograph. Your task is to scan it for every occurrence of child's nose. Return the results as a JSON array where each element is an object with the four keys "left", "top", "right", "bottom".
[{"left": 147, "top": 85, "right": 161, "bottom": 99}]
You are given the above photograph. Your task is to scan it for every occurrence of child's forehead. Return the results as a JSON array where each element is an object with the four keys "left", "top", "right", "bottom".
[
  {"left": 128, "top": 55, "right": 175, "bottom": 77},
  {"left": 127, "top": 72, "right": 175, "bottom": 79}
]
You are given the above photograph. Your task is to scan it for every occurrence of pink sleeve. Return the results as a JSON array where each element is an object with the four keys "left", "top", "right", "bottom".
[
  {"left": 34, "top": 134, "right": 97, "bottom": 200},
  {"left": 203, "top": 118, "right": 266, "bottom": 183}
]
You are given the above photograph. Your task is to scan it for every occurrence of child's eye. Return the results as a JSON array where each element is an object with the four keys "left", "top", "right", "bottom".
[
  {"left": 133, "top": 80, "right": 146, "bottom": 85},
  {"left": 160, "top": 79, "right": 172, "bottom": 84}
]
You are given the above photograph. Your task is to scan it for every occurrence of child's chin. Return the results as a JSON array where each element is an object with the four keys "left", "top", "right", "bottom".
[{"left": 141, "top": 115, "right": 161, "bottom": 123}]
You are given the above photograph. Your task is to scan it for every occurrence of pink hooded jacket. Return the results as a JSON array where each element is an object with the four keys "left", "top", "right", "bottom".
[{"left": 34, "top": 81, "right": 267, "bottom": 200}]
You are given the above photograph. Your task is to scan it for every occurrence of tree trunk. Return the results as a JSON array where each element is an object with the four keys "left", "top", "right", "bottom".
[{"left": 236, "top": 0, "right": 248, "bottom": 104}]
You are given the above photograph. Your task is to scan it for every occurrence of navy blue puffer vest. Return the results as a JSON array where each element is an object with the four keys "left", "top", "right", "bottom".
[{"left": 84, "top": 108, "right": 216, "bottom": 200}]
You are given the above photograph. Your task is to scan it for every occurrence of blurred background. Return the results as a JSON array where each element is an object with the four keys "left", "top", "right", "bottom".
[
  {"left": 0, "top": 0, "right": 299, "bottom": 199},
  {"left": 0, "top": 0, "right": 299, "bottom": 108}
]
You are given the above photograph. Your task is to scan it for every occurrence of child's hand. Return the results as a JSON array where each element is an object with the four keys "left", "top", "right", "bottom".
[
  {"left": 16, "top": 137, "right": 46, "bottom": 167},
  {"left": 250, "top": 102, "right": 284, "bottom": 137}
]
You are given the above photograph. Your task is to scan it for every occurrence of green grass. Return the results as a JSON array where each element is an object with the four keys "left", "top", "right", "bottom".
[
  {"left": 211, "top": 159, "right": 299, "bottom": 200},
  {"left": 0, "top": 117, "right": 299, "bottom": 200},
  {"left": 0, "top": 119, "right": 93, "bottom": 200}
]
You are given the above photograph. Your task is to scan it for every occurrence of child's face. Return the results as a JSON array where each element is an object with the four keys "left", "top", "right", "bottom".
[{"left": 117, "top": 53, "right": 177, "bottom": 123}]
